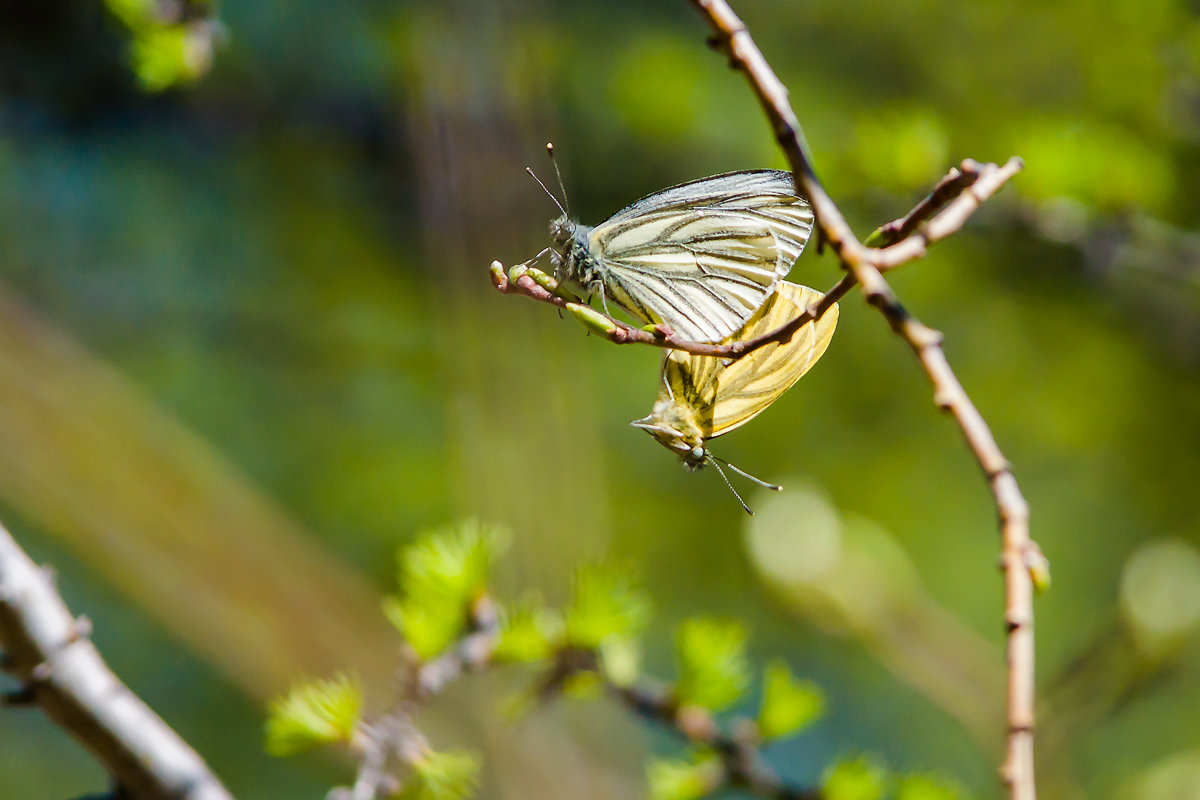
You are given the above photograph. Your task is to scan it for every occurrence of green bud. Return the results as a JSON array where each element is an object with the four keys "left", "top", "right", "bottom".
[{"left": 567, "top": 303, "right": 620, "bottom": 336}]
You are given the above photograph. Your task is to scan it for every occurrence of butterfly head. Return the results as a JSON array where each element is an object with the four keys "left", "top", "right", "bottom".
[{"left": 630, "top": 408, "right": 709, "bottom": 470}]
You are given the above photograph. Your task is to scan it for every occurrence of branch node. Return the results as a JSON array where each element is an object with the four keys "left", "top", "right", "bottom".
[
  {"left": 30, "top": 660, "right": 53, "bottom": 682},
  {"left": 1004, "top": 609, "right": 1032, "bottom": 633},
  {"left": 73, "top": 615, "right": 94, "bottom": 641}
]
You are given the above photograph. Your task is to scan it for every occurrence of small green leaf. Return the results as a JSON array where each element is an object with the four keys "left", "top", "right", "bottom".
[
  {"left": 567, "top": 302, "right": 620, "bottom": 336},
  {"left": 398, "top": 520, "right": 505, "bottom": 606},
  {"left": 495, "top": 598, "right": 561, "bottom": 663},
  {"left": 757, "top": 659, "right": 825, "bottom": 740},
  {"left": 896, "top": 773, "right": 969, "bottom": 800},
  {"left": 674, "top": 617, "right": 750, "bottom": 712},
  {"left": 387, "top": 521, "right": 507, "bottom": 660},
  {"left": 564, "top": 563, "right": 651, "bottom": 649},
  {"left": 646, "top": 755, "right": 720, "bottom": 800},
  {"left": 406, "top": 750, "right": 480, "bottom": 800},
  {"left": 383, "top": 596, "right": 463, "bottom": 661},
  {"left": 823, "top": 757, "right": 889, "bottom": 800},
  {"left": 264, "top": 674, "right": 362, "bottom": 757},
  {"left": 131, "top": 25, "right": 211, "bottom": 92}
]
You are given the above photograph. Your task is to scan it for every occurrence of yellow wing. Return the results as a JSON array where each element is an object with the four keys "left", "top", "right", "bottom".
[{"left": 633, "top": 281, "right": 837, "bottom": 460}]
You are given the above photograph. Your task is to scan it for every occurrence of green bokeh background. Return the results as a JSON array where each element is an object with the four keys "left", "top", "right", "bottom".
[{"left": 2, "top": 0, "right": 1199, "bottom": 797}]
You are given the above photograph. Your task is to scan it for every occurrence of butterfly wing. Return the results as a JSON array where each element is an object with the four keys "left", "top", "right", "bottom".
[
  {"left": 662, "top": 281, "right": 838, "bottom": 442},
  {"left": 589, "top": 170, "right": 814, "bottom": 342}
]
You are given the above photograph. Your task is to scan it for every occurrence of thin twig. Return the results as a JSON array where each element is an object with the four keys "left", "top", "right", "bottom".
[
  {"left": 534, "top": 651, "right": 821, "bottom": 800},
  {"left": 0, "top": 521, "right": 235, "bottom": 800},
  {"left": 687, "top": 1, "right": 1038, "bottom": 797},
  {"left": 612, "top": 681, "right": 822, "bottom": 800}
]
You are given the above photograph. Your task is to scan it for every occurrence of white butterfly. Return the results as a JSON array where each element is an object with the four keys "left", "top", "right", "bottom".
[{"left": 540, "top": 169, "right": 814, "bottom": 343}]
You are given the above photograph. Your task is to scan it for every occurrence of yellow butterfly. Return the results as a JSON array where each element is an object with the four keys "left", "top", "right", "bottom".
[{"left": 631, "top": 281, "right": 838, "bottom": 513}]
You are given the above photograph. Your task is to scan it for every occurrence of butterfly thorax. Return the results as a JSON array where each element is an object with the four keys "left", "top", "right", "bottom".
[{"left": 549, "top": 216, "right": 600, "bottom": 290}]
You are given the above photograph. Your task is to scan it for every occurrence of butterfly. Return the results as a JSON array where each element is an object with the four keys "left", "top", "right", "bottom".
[
  {"left": 631, "top": 280, "right": 838, "bottom": 513},
  {"left": 531, "top": 163, "right": 815, "bottom": 343}
]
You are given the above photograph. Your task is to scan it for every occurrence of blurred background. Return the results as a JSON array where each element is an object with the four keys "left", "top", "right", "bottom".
[{"left": 1, "top": 0, "right": 1199, "bottom": 797}]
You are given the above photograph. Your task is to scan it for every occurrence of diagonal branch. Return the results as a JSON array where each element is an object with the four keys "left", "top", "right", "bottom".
[
  {"left": 0, "top": 520, "right": 235, "bottom": 800},
  {"left": 535, "top": 649, "right": 821, "bottom": 800},
  {"left": 687, "top": 1, "right": 1039, "bottom": 798}
]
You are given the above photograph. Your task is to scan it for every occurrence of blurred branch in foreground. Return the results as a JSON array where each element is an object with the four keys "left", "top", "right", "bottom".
[
  {"left": 0, "top": 520, "right": 234, "bottom": 800},
  {"left": 685, "top": 1, "right": 1041, "bottom": 797}
]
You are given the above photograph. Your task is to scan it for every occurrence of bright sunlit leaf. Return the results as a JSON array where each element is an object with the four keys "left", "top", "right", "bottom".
[
  {"left": 646, "top": 754, "right": 720, "bottom": 800},
  {"left": 405, "top": 750, "right": 480, "bottom": 800},
  {"left": 823, "top": 756, "right": 888, "bottom": 800},
  {"left": 386, "top": 520, "right": 507, "bottom": 660},
  {"left": 564, "top": 563, "right": 650, "bottom": 649},
  {"left": 757, "top": 659, "right": 825, "bottom": 740},
  {"left": 494, "top": 597, "right": 561, "bottom": 663},
  {"left": 674, "top": 617, "right": 750, "bottom": 713},
  {"left": 265, "top": 673, "right": 362, "bottom": 756}
]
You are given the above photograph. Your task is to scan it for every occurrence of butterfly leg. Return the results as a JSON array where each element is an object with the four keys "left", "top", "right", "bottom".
[{"left": 595, "top": 282, "right": 616, "bottom": 320}]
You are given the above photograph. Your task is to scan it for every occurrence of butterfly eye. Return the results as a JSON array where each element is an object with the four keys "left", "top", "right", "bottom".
[{"left": 691, "top": 446, "right": 705, "bottom": 461}]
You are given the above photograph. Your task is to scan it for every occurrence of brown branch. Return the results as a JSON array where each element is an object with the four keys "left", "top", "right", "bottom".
[
  {"left": 688, "top": 1, "right": 1038, "bottom": 798},
  {"left": 534, "top": 650, "right": 821, "bottom": 800},
  {"left": 0, "top": 521, "right": 235, "bottom": 800},
  {"left": 613, "top": 681, "right": 822, "bottom": 800}
]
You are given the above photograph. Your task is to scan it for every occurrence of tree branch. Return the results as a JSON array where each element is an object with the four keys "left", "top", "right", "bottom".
[
  {"left": 534, "top": 649, "right": 821, "bottom": 800},
  {"left": 687, "top": 1, "right": 1038, "bottom": 798},
  {"left": 0, "top": 521, "right": 235, "bottom": 800},
  {"left": 613, "top": 681, "right": 822, "bottom": 800}
]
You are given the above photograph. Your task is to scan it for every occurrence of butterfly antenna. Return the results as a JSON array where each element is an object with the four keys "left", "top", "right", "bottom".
[
  {"left": 525, "top": 166, "right": 567, "bottom": 217},
  {"left": 709, "top": 454, "right": 782, "bottom": 491},
  {"left": 706, "top": 456, "right": 756, "bottom": 515},
  {"left": 546, "top": 142, "right": 571, "bottom": 217}
]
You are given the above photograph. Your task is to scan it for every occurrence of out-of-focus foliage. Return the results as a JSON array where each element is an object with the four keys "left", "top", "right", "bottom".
[
  {"left": 2, "top": 0, "right": 1200, "bottom": 797},
  {"left": 823, "top": 756, "right": 889, "bottom": 800},
  {"left": 275, "top": 523, "right": 855, "bottom": 800},
  {"left": 757, "top": 659, "right": 826, "bottom": 741},
  {"left": 104, "top": 0, "right": 219, "bottom": 90},
  {"left": 403, "top": 751, "right": 482, "bottom": 800},
  {"left": 382, "top": 520, "right": 505, "bottom": 659},
  {"left": 494, "top": 597, "right": 561, "bottom": 664},
  {"left": 646, "top": 754, "right": 720, "bottom": 800},
  {"left": 673, "top": 617, "right": 750, "bottom": 713},
  {"left": 894, "top": 774, "right": 967, "bottom": 800},
  {"left": 564, "top": 563, "right": 652, "bottom": 650},
  {"left": 264, "top": 673, "right": 363, "bottom": 756}
]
